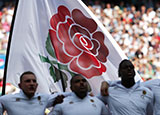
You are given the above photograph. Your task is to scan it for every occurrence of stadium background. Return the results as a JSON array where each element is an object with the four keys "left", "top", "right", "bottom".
[{"left": 0, "top": 0, "right": 160, "bottom": 94}]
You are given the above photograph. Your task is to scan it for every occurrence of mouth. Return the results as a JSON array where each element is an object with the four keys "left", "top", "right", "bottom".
[
  {"left": 29, "top": 87, "right": 36, "bottom": 91},
  {"left": 80, "top": 86, "right": 85, "bottom": 89},
  {"left": 79, "top": 86, "right": 87, "bottom": 92},
  {"left": 128, "top": 72, "right": 132, "bottom": 75},
  {"left": 127, "top": 72, "right": 134, "bottom": 77}
]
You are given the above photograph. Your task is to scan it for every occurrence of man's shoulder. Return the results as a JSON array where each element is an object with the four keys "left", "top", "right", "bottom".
[
  {"left": 142, "top": 79, "right": 160, "bottom": 87},
  {"left": 0, "top": 93, "right": 21, "bottom": 104},
  {"left": 0, "top": 93, "right": 19, "bottom": 99},
  {"left": 107, "top": 80, "right": 121, "bottom": 86},
  {"left": 137, "top": 85, "right": 153, "bottom": 97},
  {"left": 88, "top": 95, "right": 105, "bottom": 104}
]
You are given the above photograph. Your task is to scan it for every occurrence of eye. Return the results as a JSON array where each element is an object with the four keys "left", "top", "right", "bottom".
[
  {"left": 130, "top": 65, "right": 134, "bottom": 69},
  {"left": 33, "top": 80, "right": 37, "bottom": 83},
  {"left": 25, "top": 80, "right": 31, "bottom": 83},
  {"left": 24, "top": 79, "right": 37, "bottom": 83},
  {"left": 82, "top": 79, "right": 87, "bottom": 82},
  {"left": 75, "top": 80, "right": 80, "bottom": 83}
]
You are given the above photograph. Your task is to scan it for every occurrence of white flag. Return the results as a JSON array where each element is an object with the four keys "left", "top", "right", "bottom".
[{"left": 6, "top": 0, "right": 141, "bottom": 94}]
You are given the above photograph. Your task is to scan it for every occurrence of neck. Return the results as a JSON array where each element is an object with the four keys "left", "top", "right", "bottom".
[
  {"left": 75, "top": 92, "right": 87, "bottom": 99},
  {"left": 27, "top": 95, "right": 34, "bottom": 99},
  {"left": 23, "top": 92, "right": 34, "bottom": 99},
  {"left": 121, "top": 78, "right": 135, "bottom": 88}
]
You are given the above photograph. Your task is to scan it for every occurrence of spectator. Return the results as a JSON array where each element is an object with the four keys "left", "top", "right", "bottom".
[
  {"left": 103, "top": 3, "right": 113, "bottom": 18},
  {"left": 87, "top": 2, "right": 160, "bottom": 80}
]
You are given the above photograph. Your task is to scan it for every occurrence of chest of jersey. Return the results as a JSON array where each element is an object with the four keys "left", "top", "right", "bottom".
[
  {"left": 3, "top": 97, "right": 47, "bottom": 115},
  {"left": 61, "top": 97, "right": 103, "bottom": 115},
  {"left": 107, "top": 86, "right": 151, "bottom": 115}
]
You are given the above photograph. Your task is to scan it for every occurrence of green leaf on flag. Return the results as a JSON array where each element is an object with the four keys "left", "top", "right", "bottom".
[
  {"left": 39, "top": 53, "right": 74, "bottom": 88},
  {"left": 39, "top": 54, "right": 75, "bottom": 79},
  {"left": 46, "top": 33, "right": 56, "bottom": 58},
  {"left": 39, "top": 54, "right": 58, "bottom": 65},
  {"left": 49, "top": 65, "right": 69, "bottom": 88},
  {"left": 56, "top": 63, "right": 76, "bottom": 76},
  {"left": 39, "top": 54, "right": 50, "bottom": 63}
]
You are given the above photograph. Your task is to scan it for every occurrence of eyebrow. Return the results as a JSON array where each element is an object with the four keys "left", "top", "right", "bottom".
[{"left": 24, "top": 79, "right": 37, "bottom": 82}]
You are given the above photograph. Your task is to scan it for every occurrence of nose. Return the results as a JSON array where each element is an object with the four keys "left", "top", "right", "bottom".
[
  {"left": 80, "top": 80, "right": 85, "bottom": 85},
  {"left": 30, "top": 80, "right": 36, "bottom": 85},
  {"left": 127, "top": 66, "right": 132, "bottom": 70}
]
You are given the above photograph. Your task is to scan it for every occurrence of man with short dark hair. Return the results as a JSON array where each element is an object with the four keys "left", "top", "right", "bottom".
[
  {"left": 49, "top": 74, "right": 109, "bottom": 115},
  {"left": 0, "top": 71, "right": 65, "bottom": 115}
]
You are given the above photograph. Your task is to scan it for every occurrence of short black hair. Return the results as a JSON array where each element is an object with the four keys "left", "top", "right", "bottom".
[
  {"left": 20, "top": 71, "right": 36, "bottom": 83},
  {"left": 70, "top": 74, "right": 84, "bottom": 86}
]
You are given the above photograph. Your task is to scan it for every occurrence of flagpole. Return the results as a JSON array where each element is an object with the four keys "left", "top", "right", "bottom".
[
  {"left": 57, "top": 64, "right": 66, "bottom": 92},
  {"left": 2, "top": 0, "right": 19, "bottom": 95}
]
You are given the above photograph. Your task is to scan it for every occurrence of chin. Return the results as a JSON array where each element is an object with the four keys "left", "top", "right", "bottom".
[
  {"left": 28, "top": 92, "right": 35, "bottom": 95},
  {"left": 80, "top": 90, "right": 88, "bottom": 93}
]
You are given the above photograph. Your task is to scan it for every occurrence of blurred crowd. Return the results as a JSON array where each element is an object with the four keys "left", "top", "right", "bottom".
[
  {"left": 0, "top": 2, "right": 14, "bottom": 53},
  {"left": 0, "top": 2, "right": 15, "bottom": 94},
  {"left": 84, "top": 0, "right": 160, "bottom": 80},
  {"left": 0, "top": 0, "right": 160, "bottom": 94}
]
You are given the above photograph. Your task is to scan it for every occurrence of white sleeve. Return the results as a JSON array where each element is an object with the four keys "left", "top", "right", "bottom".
[
  {"left": 48, "top": 105, "right": 62, "bottom": 115},
  {"left": 47, "top": 92, "right": 72, "bottom": 107},
  {"left": 61, "top": 92, "right": 72, "bottom": 97},
  {"left": 0, "top": 103, "right": 3, "bottom": 115},
  {"left": 97, "top": 95, "right": 108, "bottom": 105},
  {"left": 47, "top": 94, "right": 59, "bottom": 107},
  {"left": 0, "top": 97, "right": 4, "bottom": 114}
]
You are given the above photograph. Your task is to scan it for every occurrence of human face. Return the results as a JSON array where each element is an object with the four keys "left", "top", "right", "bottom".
[
  {"left": 119, "top": 60, "right": 135, "bottom": 80},
  {"left": 71, "top": 76, "right": 88, "bottom": 98},
  {"left": 19, "top": 74, "right": 38, "bottom": 98}
]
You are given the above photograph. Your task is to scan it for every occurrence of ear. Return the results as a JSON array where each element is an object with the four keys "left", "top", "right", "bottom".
[
  {"left": 70, "top": 85, "right": 73, "bottom": 91},
  {"left": 87, "top": 82, "right": 91, "bottom": 92},
  {"left": 36, "top": 83, "right": 38, "bottom": 88},
  {"left": 118, "top": 70, "right": 122, "bottom": 77},
  {"left": 133, "top": 70, "right": 136, "bottom": 76},
  {"left": 18, "top": 83, "right": 21, "bottom": 88}
]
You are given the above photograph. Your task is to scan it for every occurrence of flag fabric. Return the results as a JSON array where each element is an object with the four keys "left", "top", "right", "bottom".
[{"left": 6, "top": 0, "right": 141, "bottom": 94}]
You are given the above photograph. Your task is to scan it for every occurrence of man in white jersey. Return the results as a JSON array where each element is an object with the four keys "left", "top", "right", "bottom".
[
  {"left": 99, "top": 59, "right": 153, "bottom": 115},
  {"left": 0, "top": 71, "right": 66, "bottom": 115},
  {"left": 49, "top": 74, "right": 109, "bottom": 115}
]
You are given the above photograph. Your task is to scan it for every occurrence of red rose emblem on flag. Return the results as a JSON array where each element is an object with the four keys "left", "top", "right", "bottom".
[{"left": 49, "top": 5, "right": 109, "bottom": 78}]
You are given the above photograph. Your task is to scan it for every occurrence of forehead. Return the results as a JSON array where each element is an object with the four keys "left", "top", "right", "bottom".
[
  {"left": 21, "top": 74, "right": 36, "bottom": 81},
  {"left": 72, "top": 76, "right": 85, "bottom": 81},
  {"left": 121, "top": 61, "right": 133, "bottom": 67}
]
